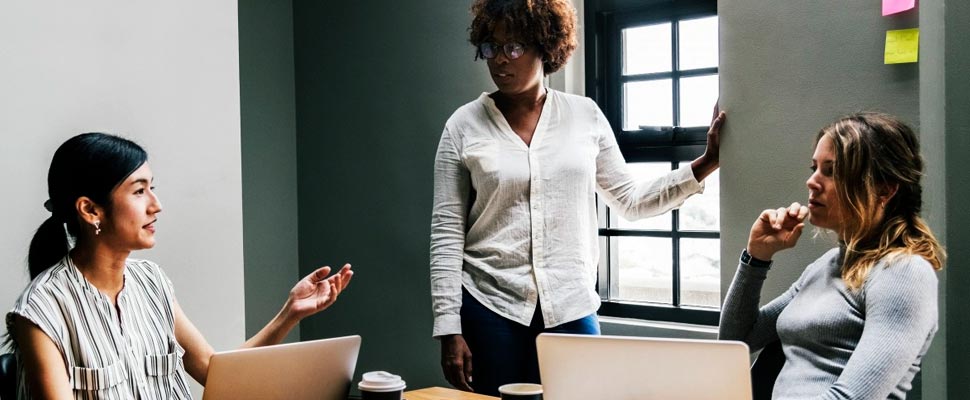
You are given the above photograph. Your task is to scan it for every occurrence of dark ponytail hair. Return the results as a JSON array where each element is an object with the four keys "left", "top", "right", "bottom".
[{"left": 28, "top": 133, "right": 148, "bottom": 279}]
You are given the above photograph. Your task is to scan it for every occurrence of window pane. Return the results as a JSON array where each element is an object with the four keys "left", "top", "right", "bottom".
[
  {"left": 617, "top": 237, "right": 672, "bottom": 304},
  {"left": 678, "top": 74, "right": 719, "bottom": 127},
  {"left": 615, "top": 162, "right": 672, "bottom": 230},
  {"left": 678, "top": 16, "right": 718, "bottom": 70},
  {"left": 623, "top": 23, "right": 672, "bottom": 75},
  {"left": 624, "top": 79, "right": 672, "bottom": 130},
  {"left": 680, "top": 238, "right": 720, "bottom": 308},
  {"left": 680, "top": 169, "right": 719, "bottom": 231}
]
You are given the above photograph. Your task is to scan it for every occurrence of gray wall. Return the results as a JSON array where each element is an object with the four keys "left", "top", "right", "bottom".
[
  {"left": 917, "top": 0, "right": 947, "bottom": 397},
  {"left": 944, "top": 0, "right": 970, "bottom": 394},
  {"left": 0, "top": 3, "right": 245, "bottom": 398},
  {"left": 239, "top": 0, "right": 301, "bottom": 342},
  {"left": 719, "top": 0, "right": 920, "bottom": 302},
  {"left": 719, "top": 1, "right": 961, "bottom": 399},
  {"left": 292, "top": 0, "right": 490, "bottom": 391}
]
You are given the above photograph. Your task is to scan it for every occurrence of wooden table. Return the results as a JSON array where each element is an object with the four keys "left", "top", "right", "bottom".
[{"left": 404, "top": 387, "right": 499, "bottom": 400}]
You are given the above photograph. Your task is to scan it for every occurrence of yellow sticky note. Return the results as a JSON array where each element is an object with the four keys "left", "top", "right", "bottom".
[{"left": 885, "top": 28, "right": 919, "bottom": 64}]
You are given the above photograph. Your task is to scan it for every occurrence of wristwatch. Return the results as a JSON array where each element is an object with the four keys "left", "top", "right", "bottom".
[{"left": 740, "top": 249, "right": 773, "bottom": 269}]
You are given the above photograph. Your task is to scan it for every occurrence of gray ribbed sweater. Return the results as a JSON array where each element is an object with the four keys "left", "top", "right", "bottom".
[{"left": 719, "top": 248, "right": 938, "bottom": 400}]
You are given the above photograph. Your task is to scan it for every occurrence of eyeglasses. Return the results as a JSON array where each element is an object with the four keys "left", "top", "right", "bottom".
[{"left": 478, "top": 41, "right": 527, "bottom": 60}]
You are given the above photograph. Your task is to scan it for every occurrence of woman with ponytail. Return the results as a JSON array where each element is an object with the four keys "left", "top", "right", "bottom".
[
  {"left": 719, "top": 113, "right": 944, "bottom": 399},
  {"left": 6, "top": 133, "right": 354, "bottom": 399}
]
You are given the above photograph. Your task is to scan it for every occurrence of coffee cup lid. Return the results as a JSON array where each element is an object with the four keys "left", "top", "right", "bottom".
[
  {"left": 498, "top": 383, "right": 543, "bottom": 395},
  {"left": 358, "top": 371, "right": 406, "bottom": 392}
]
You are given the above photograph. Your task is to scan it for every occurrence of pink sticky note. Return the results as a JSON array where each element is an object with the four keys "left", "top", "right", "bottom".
[{"left": 883, "top": 0, "right": 916, "bottom": 16}]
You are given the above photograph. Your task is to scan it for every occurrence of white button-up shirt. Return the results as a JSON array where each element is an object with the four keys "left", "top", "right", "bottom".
[{"left": 430, "top": 90, "right": 704, "bottom": 337}]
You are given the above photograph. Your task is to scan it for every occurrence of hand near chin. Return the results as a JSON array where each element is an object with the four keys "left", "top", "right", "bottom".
[
  {"left": 747, "top": 203, "right": 809, "bottom": 261},
  {"left": 285, "top": 264, "right": 354, "bottom": 321}
]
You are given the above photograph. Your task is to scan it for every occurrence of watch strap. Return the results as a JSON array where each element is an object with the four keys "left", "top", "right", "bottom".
[{"left": 740, "top": 249, "right": 773, "bottom": 269}]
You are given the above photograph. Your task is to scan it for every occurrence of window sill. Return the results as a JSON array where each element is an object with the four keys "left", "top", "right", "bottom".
[{"left": 598, "top": 315, "right": 718, "bottom": 340}]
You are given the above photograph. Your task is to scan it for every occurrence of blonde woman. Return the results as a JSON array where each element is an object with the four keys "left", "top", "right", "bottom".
[{"left": 719, "top": 113, "right": 944, "bottom": 399}]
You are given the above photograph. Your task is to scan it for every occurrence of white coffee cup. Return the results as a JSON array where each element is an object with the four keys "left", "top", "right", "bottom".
[
  {"left": 358, "top": 371, "right": 406, "bottom": 400},
  {"left": 498, "top": 383, "right": 543, "bottom": 400}
]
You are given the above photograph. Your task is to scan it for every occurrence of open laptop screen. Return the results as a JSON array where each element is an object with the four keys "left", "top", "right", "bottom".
[
  {"left": 203, "top": 335, "right": 361, "bottom": 400},
  {"left": 537, "top": 333, "right": 751, "bottom": 400}
]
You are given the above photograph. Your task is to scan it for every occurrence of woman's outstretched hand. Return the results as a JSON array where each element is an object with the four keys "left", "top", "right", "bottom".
[
  {"left": 747, "top": 203, "right": 809, "bottom": 261},
  {"left": 285, "top": 264, "right": 354, "bottom": 321},
  {"left": 242, "top": 264, "right": 354, "bottom": 349},
  {"left": 691, "top": 102, "right": 726, "bottom": 181}
]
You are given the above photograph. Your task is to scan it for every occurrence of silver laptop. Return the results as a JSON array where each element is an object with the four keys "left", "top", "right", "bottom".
[
  {"left": 537, "top": 333, "right": 751, "bottom": 400},
  {"left": 203, "top": 335, "right": 361, "bottom": 400}
]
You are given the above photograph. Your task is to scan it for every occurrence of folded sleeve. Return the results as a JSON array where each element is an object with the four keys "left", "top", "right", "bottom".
[
  {"left": 429, "top": 125, "right": 471, "bottom": 337},
  {"left": 719, "top": 260, "right": 802, "bottom": 352},
  {"left": 591, "top": 100, "right": 704, "bottom": 220}
]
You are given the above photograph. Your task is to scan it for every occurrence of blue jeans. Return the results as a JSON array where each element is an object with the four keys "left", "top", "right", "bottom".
[{"left": 460, "top": 288, "right": 600, "bottom": 396}]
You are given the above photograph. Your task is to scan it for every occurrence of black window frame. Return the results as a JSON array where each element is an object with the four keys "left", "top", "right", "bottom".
[{"left": 586, "top": 0, "right": 720, "bottom": 326}]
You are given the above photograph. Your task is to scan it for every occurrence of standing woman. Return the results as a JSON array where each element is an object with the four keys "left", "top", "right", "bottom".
[
  {"left": 6, "top": 133, "right": 353, "bottom": 399},
  {"left": 720, "top": 113, "right": 944, "bottom": 399},
  {"left": 429, "top": 0, "right": 725, "bottom": 395}
]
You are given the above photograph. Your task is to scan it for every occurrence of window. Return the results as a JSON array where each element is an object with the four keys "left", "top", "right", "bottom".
[{"left": 587, "top": 0, "right": 720, "bottom": 325}]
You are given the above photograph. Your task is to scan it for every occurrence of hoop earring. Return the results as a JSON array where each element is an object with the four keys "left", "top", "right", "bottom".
[{"left": 93, "top": 220, "right": 101, "bottom": 236}]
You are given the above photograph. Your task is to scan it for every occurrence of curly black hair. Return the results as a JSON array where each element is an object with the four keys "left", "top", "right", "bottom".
[{"left": 469, "top": 0, "right": 578, "bottom": 75}]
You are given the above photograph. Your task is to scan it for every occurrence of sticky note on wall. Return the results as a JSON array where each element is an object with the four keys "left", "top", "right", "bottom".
[
  {"left": 883, "top": 0, "right": 916, "bottom": 16},
  {"left": 885, "top": 28, "right": 919, "bottom": 64}
]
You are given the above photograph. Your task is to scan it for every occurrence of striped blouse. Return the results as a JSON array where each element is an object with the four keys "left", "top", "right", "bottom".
[{"left": 6, "top": 256, "right": 193, "bottom": 399}]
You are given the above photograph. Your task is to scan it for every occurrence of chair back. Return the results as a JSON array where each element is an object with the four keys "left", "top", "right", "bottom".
[
  {"left": 750, "top": 340, "right": 785, "bottom": 400},
  {"left": 0, "top": 353, "right": 17, "bottom": 400}
]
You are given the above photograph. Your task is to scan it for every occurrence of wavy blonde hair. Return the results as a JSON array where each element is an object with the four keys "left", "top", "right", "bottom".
[{"left": 818, "top": 112, "right": 945, "bottom": 290}]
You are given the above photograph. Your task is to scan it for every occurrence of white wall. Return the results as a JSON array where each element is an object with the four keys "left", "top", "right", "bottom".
[{"left": 0, "top": 1, "right": 244, "bottom": 395}]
